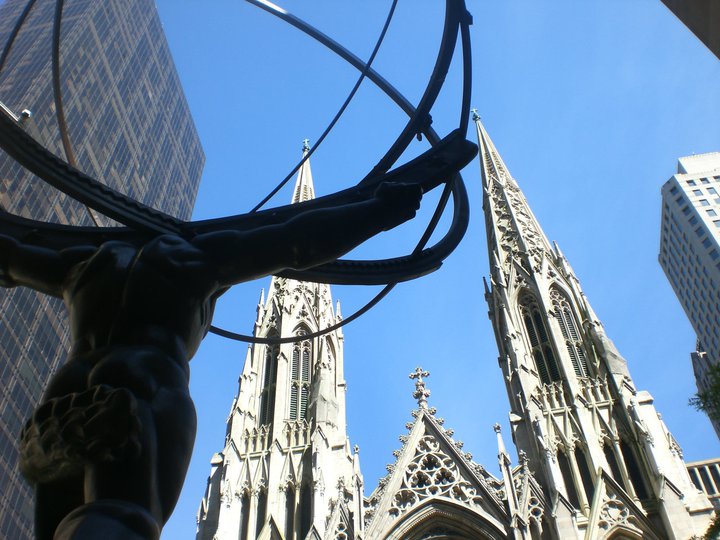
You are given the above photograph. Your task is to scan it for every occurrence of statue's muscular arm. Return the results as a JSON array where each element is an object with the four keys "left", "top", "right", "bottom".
[
  {"left": 0, "top": 234, "right": 94, "bottom": 297},
  {"left": 194, "top": 182, "right": 422, "bottom": 287}
]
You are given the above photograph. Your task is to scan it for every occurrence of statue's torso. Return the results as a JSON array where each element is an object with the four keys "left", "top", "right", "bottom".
[{"left": 63, "top": 236, "right": 217, "bottom": 361}]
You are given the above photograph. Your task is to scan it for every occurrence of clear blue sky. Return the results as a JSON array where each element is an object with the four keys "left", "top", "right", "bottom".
[{"left": 154, "top": 2, "right": 720, "bottom": 538}]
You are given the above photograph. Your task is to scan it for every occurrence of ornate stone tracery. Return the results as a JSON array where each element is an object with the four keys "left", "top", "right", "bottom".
[
  {"left": 388, "top": 435, "right": 484, "bottom": 518},
  {"left": 597, "top": 494, "right": 642, "bottom": 536}
]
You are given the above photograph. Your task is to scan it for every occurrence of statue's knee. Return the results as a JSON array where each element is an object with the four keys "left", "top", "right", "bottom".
[{"left": 54, "top": 500, "right": 160, "bottom": 540}]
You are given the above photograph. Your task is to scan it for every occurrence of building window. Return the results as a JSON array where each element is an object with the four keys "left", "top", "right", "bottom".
[
  {"left": 259, "top": 336, "right": 279, "bottom": 427},
  {"left": 709, "top": 187, "right": 718, "bottom": 195},
  {"left": 285, "top": 487, "right": 296, "bottom": 540},
  {"left": 711, "top": 250, "right": 719, "bottom": 261},
  {"left": 300, "top": 485, "right": 312, "bottom": 540},
  {"left": 256, "top": 489, "right": 268, "bottom": 538},
  {"left": 708, "top": 209, "right": 718, "bottom": 217},
  {"left": 700, "top": 199, "right": 710, "bottom": 206},
  {"left": 620, "top": 440, "right": 649, "bottom": 500},
  {"left": 670, "top": 186, "right": 678, "bottom": 195},
  {"left": 702, "top": 178, "right": 710, "bottom": 185},
  {"left": 703, "top": 238, "right": 712, "bottom": 249},
  {"left": 240, "top": 492, "right": 251, "bottom": 540},
  {"left": 575, "top": 446, "right": 595, "bottom": 505},
  {"left": 688, "top": 180, "right": 697, "bottom": 186},
  {"left": 683, "top": 206, "right": 691, "bottom": 215},
  {"left": 550, "top": 289, "right": 591, "bottom": 378},
  {"left": 519, "top": 292, "right": 561, "bottom": 384},
  {"left": 558, "top": 450, "right": 581, "bottom": 509},
  {"left": 693, "top": 189, "right": 703, "bottom": 196},
  {"left": 690, "top": 216, "right": 698, "bottom": 225},
  {"left": 603, "top": 443, "right": 623, "bottom": 484},
  {"left": 290, "top": 330, "right": 312, "bottom": 420}
]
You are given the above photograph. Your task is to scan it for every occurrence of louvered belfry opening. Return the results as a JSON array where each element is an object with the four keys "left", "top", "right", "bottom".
[{"left": 290, "top": 329, "right": 312, "bottom": 421}]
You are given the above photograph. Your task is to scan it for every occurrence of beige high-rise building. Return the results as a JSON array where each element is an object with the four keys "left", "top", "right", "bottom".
[{"left": 659, "top": 152, "right": 720, "bottom": 436}]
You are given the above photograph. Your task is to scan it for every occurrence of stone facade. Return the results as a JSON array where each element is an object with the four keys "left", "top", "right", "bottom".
[
  {"left": 197, "top": 122, "right": 715, "bottom": 539},
  {"left": 477, "top": 114, "right": 714, "bottom": 539},
  {"left": 196, "top": 148, "right": 364, "bottom": 540}
]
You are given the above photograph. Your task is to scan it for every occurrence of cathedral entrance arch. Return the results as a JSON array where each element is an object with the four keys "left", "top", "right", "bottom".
[{"left": 379, "top": 499, "right": 507, "bottom": 540}]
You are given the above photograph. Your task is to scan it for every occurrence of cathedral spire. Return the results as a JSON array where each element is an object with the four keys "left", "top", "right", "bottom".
[
  {"left": 474, "top": 110, "right": 510, "bottom": 187},
  {"left": 475, "top": 113, "right": 713, "bottom": 538},
  {"left": 196, "top": 146, "right": 362, "bottom": 540},
  {"left": 291, "top": 139, "right": 316, "bottom": 203},
  {"left": 474, "top": 115, "right": 554, "bottom": 279}
]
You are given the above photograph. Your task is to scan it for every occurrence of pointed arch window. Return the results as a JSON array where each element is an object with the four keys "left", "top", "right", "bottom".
[
  {"left": 550, "top": 289, "right": 591, "bottom": 378},
  {"left": 290, "top": 330, "right": 312, "bottom": 420},
  {"left": 519, "top": 292, "right": 561, "bottom": 384},
  {"left": 557, "top": 450, "right": 581, "bottom": 509},
  {"left": 603, "top": 442, "right": 624, "bottom": 484},
  {"left": 299, "top": 484, "right": 312, "bottom": 540},
  {"left": 239, "top": 492, "right": 251, "bottom": 540},
  {"left": 620, "top": 439, "right": 649, "bottom": 500},
  {"left": 259, "top": 334, "right": 279, "bottom": 427},
  {"left": 575, "top": 446, "right": 595, "bottom": 505},
  {"left": 255, "top": 488, "right": 267, "bottom": 538},
  {"left": 285, "top": 486, "right": 296, "bottom": 540}
]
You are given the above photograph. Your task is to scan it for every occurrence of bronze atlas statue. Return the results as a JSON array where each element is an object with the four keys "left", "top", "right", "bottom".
[{"left": 0, "top": 1, "right": 475, "bottom": 538}]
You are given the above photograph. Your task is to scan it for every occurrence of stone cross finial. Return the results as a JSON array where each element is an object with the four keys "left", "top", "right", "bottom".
[
  {"left": 409, "top": 367, "right": 431, "bottom": 409},
  {"left": 302, "top": 138, "right": 310, "bottom": 152}
]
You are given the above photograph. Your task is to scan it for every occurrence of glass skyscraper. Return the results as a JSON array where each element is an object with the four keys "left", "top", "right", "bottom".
[{"left": 0, "top": 1, "right": 204, "bottom": 537}]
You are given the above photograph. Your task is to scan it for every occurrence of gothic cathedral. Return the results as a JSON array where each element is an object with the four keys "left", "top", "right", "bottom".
[{"left": 195, "top": 118, "right": 714, "bottom": 539}]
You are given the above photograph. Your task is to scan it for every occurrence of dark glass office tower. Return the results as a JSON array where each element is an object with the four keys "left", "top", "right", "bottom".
[{"left": 0, "top": 1, "right": 204, "bottom": 537}]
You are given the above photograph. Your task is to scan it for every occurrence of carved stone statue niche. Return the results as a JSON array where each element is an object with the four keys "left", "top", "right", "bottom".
[{"left": 0, "top": 182, "right": 425, "bottom": 540}]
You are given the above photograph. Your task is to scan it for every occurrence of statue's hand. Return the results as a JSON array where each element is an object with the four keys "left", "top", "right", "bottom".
[{"left": 374, "top": 182, "right": 423, "bottom": 231}]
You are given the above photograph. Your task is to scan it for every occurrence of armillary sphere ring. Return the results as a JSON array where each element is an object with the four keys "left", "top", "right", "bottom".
[{"left": 0, "top": 0, "right": 476, "bottom": 345}]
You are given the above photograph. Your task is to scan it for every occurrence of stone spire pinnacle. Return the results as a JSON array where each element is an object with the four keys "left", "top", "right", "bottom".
[
  {"left": 474, "top": 113, "right": 510, "bottom": 188},
  {"left": 409, "top": 367, "right": 431, "bottom": 409},
  {"left": 473, "top": 114, "right": 553, "bottom": 275},
  {"left": 291, "top": 139, "right": 315, "bottom": 203}
]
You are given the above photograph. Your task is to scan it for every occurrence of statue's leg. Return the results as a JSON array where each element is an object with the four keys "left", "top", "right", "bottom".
[
  {"left": 53, "top": 500, "right": 159, "bottom": 540},
  {"left": 23, "top": 356, "right": 91, "bottom": 539},
  {"left": 34, "top": 477, "right": 83, "bottom": 540},
  {"left": 52, "top": 346, "right": 197, "bottom": 537}
]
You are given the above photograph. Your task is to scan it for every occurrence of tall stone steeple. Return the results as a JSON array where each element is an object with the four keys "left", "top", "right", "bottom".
[
  {"left": 196, "top": 143, "right": 364, "bottom": 540},
  {"left": 475, "top": 112, "right": 714, "bottom": 539}
]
